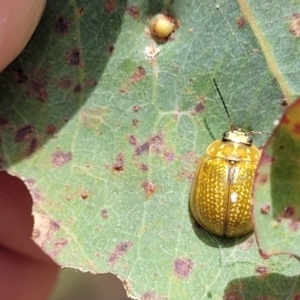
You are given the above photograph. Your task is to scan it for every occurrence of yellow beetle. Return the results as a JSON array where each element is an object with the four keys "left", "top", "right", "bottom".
[{"left": 190, "top": 79, "right": 260, "bottom": 237}]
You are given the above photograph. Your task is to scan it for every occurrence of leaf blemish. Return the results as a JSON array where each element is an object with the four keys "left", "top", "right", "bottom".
[
  {"left": 101, "top": 209, "right": 108, "bottom": 219},
  {"left": 65, "top": 48, "right": 81, "bottom": 66},
  {"left": 141, "top": 181, "right": 156, "bottom": 199},
  {"left": 56, "top": 77, "right": 72, "bottom": 90},
  {"left": 139, "top": 163, "right": 148, "bottom": 172},
  {"left": 289, "top": 13, "right": 300, "bottom": 37},
  {"left": 259, "top": 153, "right": 274, "bottom": 166},
  {"left": 81, "top": 191, "right": 89, "bottom": 199},
  {"left": 15, "top": 124, "right": 35, "bottom": 142},
  {"left": 51, "top": 150, "right": 72, "bottom": 168},
  {"left": 260, "top": 204, "right": 270, "bottom": 215},
  {"left": 78, "top": 7, "right": 84, "bottom": 16},
  {"left": 54, "top": 16, "right": 71, "bottom": 36},
  {"left": 13, "top": 68, "right": 28, "bottom": 84},
  {"left": 135, "top": 133, "right": 164, "bottom": 156},
  {"left": 141, "top": 291, "right": 166, "bottom": 300},
  {"left": 73, "top": 84, "right": 82, "bottom": 93},
  {"left": 131, "top": 66, "right": 146, "bottom": 84},
  {"left": 107, "top": 45, "right": 114, "bottom": 55},
  {"left": 255, "top": 265, "right": 268, "bottom": 276},
  {"left": 133, "top": 105, "right": 141, "bottom": 112},
  {"left": 27, "top": 69, "right": 48, "bottom": 102},
  {"left": 46, "top": 123, "right": 57, "bottom": 135},
  {"left": 283, "top": 206, "right": 295, "bottom": 218},
  {"left": 113, "top": 153, "right": 125, "bottom": 172},
  {"left": 128, "top": 134, "right": 137, "bottom": 145},
  {"left": 25, "top": 138, "right": 38, "bottom": 156},
  {"left": 173, "top": 258, "right": 193, "bottom": 278},
  {"left": 104, "top": 0, "right": 117, "bottom": 13},
  {"left": 132, "top": 119, "right": 139, "bottom": 126},
  {"left": 236, "top": 16, "right": 246, "bottom": 28},
  {"left": 126, "top": 5, "right": 140, "bottom": 19},
  {"left": 289, "top": 220, "right": 299, "bottom": 231},
  {"left": 194, "top": 101, "right": 205, "bottom": 113},
  {"left": 108, "top": 241, "right": 133, "bottom": 265},
  {"left": 258, "top": 172, "right": 268, "bottom": 184},
  {"left": 52, "top": 239, "right": 69, "bottom": 257}
]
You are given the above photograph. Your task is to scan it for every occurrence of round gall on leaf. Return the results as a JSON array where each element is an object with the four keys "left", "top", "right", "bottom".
[{"left": 149, "top": 14, "right": 176, "bottom": 39}]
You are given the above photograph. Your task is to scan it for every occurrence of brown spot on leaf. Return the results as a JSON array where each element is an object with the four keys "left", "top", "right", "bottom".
[
  {"left": 73, "top": 84, "right": 82, "bottom": 93},
  {"left": 281, "top": 97, "right": 288, "bottom": 108},
  {"left": 173, "top": 258, "right": 193, "bottom": 278},
  {"left": 126, "top": 5, "right": 140, "bottom": 19},
  {"left": 52, "top": 238, "right": 69, "bottom": 257},
  {"left": 65, "top": 48, "right": 81, "bottom": 66},
  {"left": 104, "top": 0, "right": 117, "bottom": 13},
  {"left": 119, "top": 87, "right": 129, "bottom": 95},
  {"left": 133, "top": 105, "right": 140, "bottom": 112},
  {"left": 258, "top": 172, "right": 268, "bottom": 184},
  {"left": 236, "top": 16, "right": 246, "bottom": 28},
  {"left": 289, "top": 220, "right": 299, "bottom": 231},
  {"left": 283, "top": 206, "right": 295, "bottom": 218},
  {"left": 55, "top": 16, "right": 71, "bottom": 35},
  {"left": 259, "top": 153, "right": 274, "bottom": 165},
  {"left": 107, "top": 45, "right": 114, "bottom": 54},
  {"left": 128, "top": 135, "right": 137, "bottom": 145},
  {"left": 25, "top": 138, "right": 38, "bottom": 156},
  {"left": 51, "top": 151, "right": 72, "bottom": 167},
  {"left": 294, "top": 294, "right": 300, "bottom": 300},
  {"left": 163, "top": 150, "right": 175, "bottom": 162},
  {"left": 132, "top": 119, "right": 139, "bottom": 126},
  {"left": 139, "top": 163, "right": 148, "bottom": 172},
  {"left": 290, "top": 13, "right": 300, "bottom": 37},
  {"left": 32, "top": 211, "right": 60, "bottom": 248},
  {"left": 141, "top": 181, "right": 156, "bottom": 199},
  {"left": 56, "top": 77, "right": 72, "bottom": 90},
  {"left": 27, "top": 70, "right": 48, "bottom": 102},
  {"left": 113, "top": 153, "right": 124, "bottom": 171},
  {"left": 141, "top": 291, "right": 168, "bottom": 300},
  {"left": 135, "top": 133, "right": 164, "bottom": 156},
  {"left": 194, "top": 101, "right": 205, "bottom": 113},
  {"left": 15, "top": 125, "right": 35, "bottom": 142},
  {"left": 131, "top": 66, "right": 146, "bottom": 83},
  {"left": 108, "top": 241, "right": 133, "bottom": 265},
  {"left": 46, "top": 123, "right": 57, "bottom": 135},
  {"left": 78, "top": 7, "right": 85, "bottom": 16},
  {"left": 260, "top": 204, "right": 270, "bottom": 215},
  {"left": 81, "top": 191, "right": 89, "bottom": 199},
  {"left": 255, "top": 265, "right": 268, "bottom": 276},
  {"left": 224, "top": 291, "right": 243, "bottom": 300},
  {"left": 101, "top": 209, "right": 108, "bottom": 219},
  {"left": 13, "top": 68, "right": 28, "bottom": 84}
]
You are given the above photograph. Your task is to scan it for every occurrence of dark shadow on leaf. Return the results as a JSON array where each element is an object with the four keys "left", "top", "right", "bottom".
[
  {"left": 0, "top": 0, "right": 127, "bottom": 167},
  {"left": 223, "top": 273, "right": 300, "bottom": 299}
]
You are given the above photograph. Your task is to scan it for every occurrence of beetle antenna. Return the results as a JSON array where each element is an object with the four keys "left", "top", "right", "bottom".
[
  {"left": 248, "top": 130, "right": 270, "bottom": 135},
  {"left": 213, "top": 78, "right": 234, "bottom": 130}
]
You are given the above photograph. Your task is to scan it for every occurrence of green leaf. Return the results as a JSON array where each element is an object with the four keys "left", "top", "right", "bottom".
[
  {"left": 1, "top": 0, "right": 300, "bottom": 298},
  {"left": 253, "top": 98, "right": 300, "bottom": 258}
]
